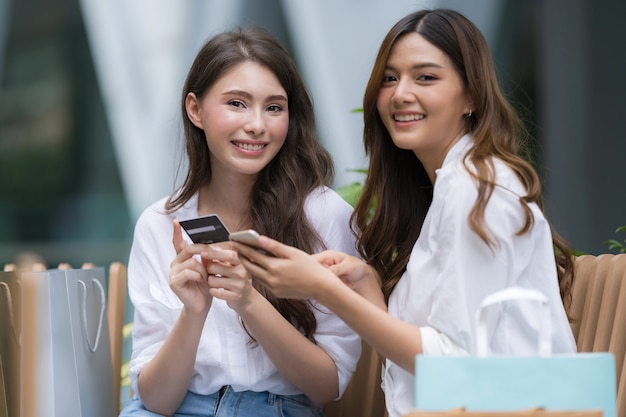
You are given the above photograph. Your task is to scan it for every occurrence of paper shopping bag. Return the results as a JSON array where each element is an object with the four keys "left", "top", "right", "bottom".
[
  {"left": 0, "top": 271, "right": 21, "bottom": 417},
  {"left": 415, "top": 287, "right": 616, "bottom": 417},
  {"left": 65, "top": 267, "right": 115, "bottom": 416},
  {"left": 21, "top": 268, "right": 80, "bottom": 416},
  {"left": 414, "top": 353, "right": 614, "bottom": 414},
  {"left": 20, "top": 267, "right": 115, "bottom": 417},
  {"left": 0, "top": 353, "right": 7, "bottom": 417}
]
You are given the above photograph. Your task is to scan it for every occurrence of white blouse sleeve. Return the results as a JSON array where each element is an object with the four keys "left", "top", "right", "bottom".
[
  {"left": 127, "top": 206, "right": 182, "bottom": 394},
  {"left": 305, "top": 187, "right": 362, "bottom": 397},
  {"left": 418, "top": 165, "right": 538, "bottom": 356}
]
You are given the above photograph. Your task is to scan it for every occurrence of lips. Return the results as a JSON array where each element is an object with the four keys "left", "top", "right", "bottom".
[
  {"left": 232, "top": 141, "right": 266, "bottom": 151},
  {"left": 393, "top": 114, "right": 425, "bottom": 122}
]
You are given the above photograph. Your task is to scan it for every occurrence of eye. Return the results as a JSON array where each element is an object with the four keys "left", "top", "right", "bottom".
[
  {"left": 417, "top": 74, "right": 437, "bottom": 82},
  {"left": 266, "top": 104, "right": 283, "bottom": 112},
  {"left": 228, "top": 100, "right": 246, "bottom": 108},
  {"left": 382, "top": 74, "right": 397, "bottom": 84}
]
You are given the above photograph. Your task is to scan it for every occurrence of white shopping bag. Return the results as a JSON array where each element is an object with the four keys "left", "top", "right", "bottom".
[
  {"left": 21, "top": 267, "right": 115, "bottom": 417},
  {"left": 415, "top": 287, "right": 616, "bottom": 417}
]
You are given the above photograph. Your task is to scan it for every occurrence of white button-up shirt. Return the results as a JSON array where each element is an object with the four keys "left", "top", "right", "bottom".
[
  {"left": 383, "top": 135, "right": 576, "bottom": 417},
  {"left": 127, "top": 186, "right": 361, "bottom": 399}
]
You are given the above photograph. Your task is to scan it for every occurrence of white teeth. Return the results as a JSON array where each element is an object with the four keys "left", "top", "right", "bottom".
[
  {"left": 394, "top": 114, "right": 425, "bottom": 122},
  {"left": 234, "top": 142, "right": 265, "bottom": 151}
]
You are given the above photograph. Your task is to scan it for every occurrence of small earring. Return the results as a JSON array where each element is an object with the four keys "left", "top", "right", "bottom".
[{"left": 467, "top": 110, "right": 473, "bottom": 117}]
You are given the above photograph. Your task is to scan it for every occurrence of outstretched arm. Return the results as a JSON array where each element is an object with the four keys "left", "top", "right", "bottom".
[{"left": 234, "top": 237, "right": 425, "bottom": 374}]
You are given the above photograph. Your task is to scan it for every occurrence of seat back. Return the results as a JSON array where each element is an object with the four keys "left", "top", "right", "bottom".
[
  {"left": 576, "top": 254, "right": 614, "bottom": 351},
  {"left": 568, "top": 254, "right": 598, "bottom": 340},
  {"left": 570, "top": 254, "right": 626, "bottom": 417},
  {"left": 324, "top": 340, "right": 386, "bottom": 417}
]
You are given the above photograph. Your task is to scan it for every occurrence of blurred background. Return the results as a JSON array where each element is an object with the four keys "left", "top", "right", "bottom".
[
  {"left": 2, "top": 0, "right": 625, "bottom": 409},
  {"left": 3, "top": 0, "right": 626, "bottom": 267}
]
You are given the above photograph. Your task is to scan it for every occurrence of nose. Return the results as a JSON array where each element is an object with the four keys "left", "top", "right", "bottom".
[
  {"left": 243, "top": 109, "right": 266, "bottom": 135},
  {"left": 391, "top": 77, "right": 415, "bottom": 104}
]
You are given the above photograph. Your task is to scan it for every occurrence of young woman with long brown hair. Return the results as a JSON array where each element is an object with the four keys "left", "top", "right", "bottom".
[
  {"left": 119, "top": 27, "right": 360, "bottom": 417},
  {"left": 234, "top": 9, "right": 576, "bottom": 417}
]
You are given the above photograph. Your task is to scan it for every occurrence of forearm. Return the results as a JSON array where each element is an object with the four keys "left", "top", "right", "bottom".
[
  {"left": 237, "top": 292, "right": 339, "bottom": 405},
  {"left": 137, "top": 308, "right": 207, "bottom": 415},
  {"left": 316, "top": 276, "right": 423, "bottom": 374},
  {"left": 351, "top": 264, "right": 388, "bottom": 311}
]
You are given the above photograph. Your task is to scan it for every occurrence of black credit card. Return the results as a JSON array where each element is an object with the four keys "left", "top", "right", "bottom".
[{"left": 179, "top": 214, "right": 230, "bottom": 244}]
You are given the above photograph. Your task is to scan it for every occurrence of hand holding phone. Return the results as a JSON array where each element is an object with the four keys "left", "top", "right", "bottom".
[{"left": 229, "top": 229, "right": 274, "bottom": 256}]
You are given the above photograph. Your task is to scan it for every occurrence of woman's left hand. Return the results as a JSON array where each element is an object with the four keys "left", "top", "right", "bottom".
[{"left": 200, "top": 245, "right": 255, "bottom": 311}]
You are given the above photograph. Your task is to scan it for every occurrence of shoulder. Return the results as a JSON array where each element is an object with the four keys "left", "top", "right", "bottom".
[
  {"left": 134, "top": 195, "right": 174, "bottom": 233},
  {"left": 434, "top": 157, "right": 478, "bottom": 207},
  {"left": 305, "top": 185, "right": 354, "bottom": 214},
  {"left": 133, "top": 194, "right": 195, "bottom": 243},
  {"left": 305, "top": 186, "right": 358, "bottom": 255},
  {"left": 128, "top": 196, "right": 177, "bottom": 274},
  {"left": 437, "top": 155, "right": 527, "bottom": 202},
  {"left": 492, "top": 159, "right": 528, "bottom": 196}
]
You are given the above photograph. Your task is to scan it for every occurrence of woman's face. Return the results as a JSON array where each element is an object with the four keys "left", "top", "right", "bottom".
[
  {"left": 376, "top": 32, "right": 471, "bottom": 169},
  {"left": 187, "top": 61, "right": 289, "bottom": 177}
]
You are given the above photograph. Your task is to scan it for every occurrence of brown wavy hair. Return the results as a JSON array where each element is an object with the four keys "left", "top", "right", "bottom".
[
  {"left": 166, "top": 27, "right": 334, "bottom": 341},
  {"left": 354, "top": 9, "right": 574, "bottom": 309}
]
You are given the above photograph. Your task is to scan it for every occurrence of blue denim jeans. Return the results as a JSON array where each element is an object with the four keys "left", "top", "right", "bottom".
[{"left": 118, "top": 386, "right": 325, "bottom": 417}]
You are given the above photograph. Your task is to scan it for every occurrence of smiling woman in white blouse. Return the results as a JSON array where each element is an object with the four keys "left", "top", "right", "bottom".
[
  {"left": 118, "top": 27, "right": 361, "bottom": 417},
  {"left": 233, "top": 8, "right": 577, "bottom": 417}
]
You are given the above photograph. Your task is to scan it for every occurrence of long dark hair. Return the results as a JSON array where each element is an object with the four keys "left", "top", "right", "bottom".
[
  {"left": 355, "top": 9, "right": 574, "bottom": 308},
  {"left": 167, "top": 27, "right": 334, "bottom": 340}
]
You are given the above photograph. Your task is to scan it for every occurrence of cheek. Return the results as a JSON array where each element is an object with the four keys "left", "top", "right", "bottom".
[
  {"left": 204, "top": 108, "right": 234, "bottom": 131},
  {"left": 269, "top": 116, "right": 290, "bottom": 143},
  {"left": 376, "top": 92, "right": 388, "bottom": 114},
  {"left": 376, "top": 92, "right": 394, "bottom": 124}
]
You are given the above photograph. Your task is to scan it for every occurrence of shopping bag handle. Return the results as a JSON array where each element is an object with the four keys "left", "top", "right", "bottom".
[
  {"left": 77, "top": 278, "right": 106, "bottom": 353},
  {"left": 475, "top": 287, "right": 551, "bottom": 356},
  {"left": 0, "top": 282, "right": 20, "bottom": 346}
]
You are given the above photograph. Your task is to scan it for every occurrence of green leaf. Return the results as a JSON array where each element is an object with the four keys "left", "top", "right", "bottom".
[
  {"left": 346, "top": 168, "right": 368, "bottom": 175},
  {"left": 605, "top": 239, "right": 626, "bottom": 253},
  {"left": 121, "top": 360, "right": 131, "bottom": 387},
  {"left": 123, "top": 322, "right": 133, "bottom": 338},
  {"left": 336, "top": 182, "right": 364, "bottom": 208},
  {"left": 605, "top": 226, "right": 626, "bottom": 253}
]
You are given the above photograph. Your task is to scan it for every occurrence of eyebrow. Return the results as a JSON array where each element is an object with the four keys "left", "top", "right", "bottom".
[
  {"left": 223, "top": 89, "right": 288, "bottom": 102},
  {"left": 385, "top": 62, "right": 445, "bottom": 71}
]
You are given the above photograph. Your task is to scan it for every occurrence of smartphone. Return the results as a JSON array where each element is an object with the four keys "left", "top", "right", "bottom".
[
  {"left": 229, "top": 229, "right": 274, "bottom": 256},
  {"left": 229, "top": 229, "right": 263, "bottom": 249},
  {"left": 179, "top": 214, "right": 230, "bottom": 244}
]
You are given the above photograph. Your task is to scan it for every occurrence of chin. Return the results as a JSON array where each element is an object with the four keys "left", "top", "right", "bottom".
[{"left": 390, "top": 138, "right": 418, "bottom": 151}]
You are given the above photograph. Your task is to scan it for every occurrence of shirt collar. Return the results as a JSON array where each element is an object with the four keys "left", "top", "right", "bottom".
[{"left": 436, "top": 133, "right": 472, "bottom": 175}]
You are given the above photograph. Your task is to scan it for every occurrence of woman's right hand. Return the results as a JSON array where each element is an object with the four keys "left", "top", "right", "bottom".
[{"left": 170, "top": 220, "right": 213, "bottom": 315}]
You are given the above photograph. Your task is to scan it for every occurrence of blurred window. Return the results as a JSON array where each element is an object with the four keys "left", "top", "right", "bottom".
[{"left": 0, "top": 0, "right": 131, "bottom": 267}]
